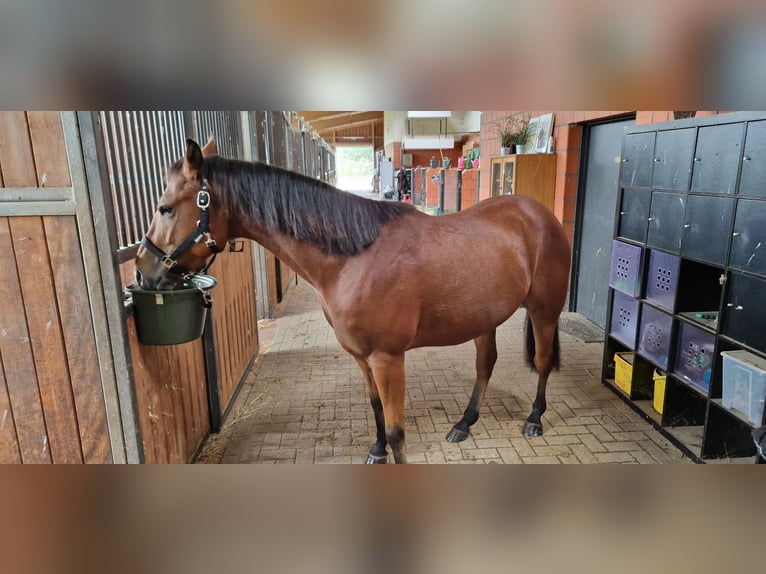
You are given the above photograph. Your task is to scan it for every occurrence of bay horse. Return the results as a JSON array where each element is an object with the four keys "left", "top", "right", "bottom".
[{"left": 135, "top": 138, "right": 572, "bottom": 464}]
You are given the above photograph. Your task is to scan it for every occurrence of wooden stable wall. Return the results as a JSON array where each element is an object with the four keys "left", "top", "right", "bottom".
[
  {"left": 0, "top": 112, "right": 113, "bottom": 463},
  {"left": 0, "top": 110, "right": 326, "bottom": 464},
  {"left": 121, "top": 256, "right": 259, "bottom": 465},
  {"left": 210, "top": 244, "right": 259, "bottom": 412},
  {"left": 103, "top": 110, "right": 263, "bottom": 463},
  {"left": 118, "top": 229, "right": 260, "bottom": 464}
]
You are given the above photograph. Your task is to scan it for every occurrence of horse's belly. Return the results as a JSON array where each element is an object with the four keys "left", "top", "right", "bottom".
[{"left": 408, "top": 304, "right": 520, "bottom": 349}]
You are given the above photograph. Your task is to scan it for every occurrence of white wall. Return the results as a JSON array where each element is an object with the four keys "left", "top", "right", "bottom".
[{"left": 384, "top": 111, "right": 481, "bottom": 146}]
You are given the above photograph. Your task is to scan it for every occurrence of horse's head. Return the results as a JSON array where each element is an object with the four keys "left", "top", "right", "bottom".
[{"left": 134, "top": 137, "right": 230, "bottom": 290}]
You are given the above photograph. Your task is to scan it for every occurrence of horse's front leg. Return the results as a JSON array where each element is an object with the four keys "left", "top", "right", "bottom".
[
  {"left": 367, "top": 352, "right": 408, "bottom": 464},
  {"left": 355, "top": 358, "right": 388, "bottom": 464},
  {"left": 447, "top": 330, "right": 497, "bottom": 442}
]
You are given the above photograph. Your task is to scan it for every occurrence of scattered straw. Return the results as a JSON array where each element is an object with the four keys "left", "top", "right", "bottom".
[{"left": 195, "top": 392, "right": 268, "bottom": 463}]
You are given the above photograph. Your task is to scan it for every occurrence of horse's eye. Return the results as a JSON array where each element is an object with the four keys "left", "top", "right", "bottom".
[{"left": 158, "top": 205, "right": 173, "bottom": 216}]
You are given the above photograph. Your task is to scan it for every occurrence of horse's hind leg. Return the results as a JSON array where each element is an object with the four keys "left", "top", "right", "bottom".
[
  {"left": 367, "top": 352, "right": 408, "bottom": 464},
  {"left": 521, "top": 312, "right": 561, "bottom": 437},
  {"left": 356, "top": 358, "right": 388, "bottom": 464},
  {"left": 446, "top": 330, "right": 497, "bottom": 443}
]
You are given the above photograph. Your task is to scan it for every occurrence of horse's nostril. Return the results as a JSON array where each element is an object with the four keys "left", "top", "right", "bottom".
[{"left": 135, "top": 268, "right": 143, "bottom": 287}]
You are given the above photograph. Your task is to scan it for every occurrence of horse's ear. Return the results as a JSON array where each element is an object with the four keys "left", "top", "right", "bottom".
[
  {"left": 183, "top": 139, "right": 203, "bottom": 180},
  {"left": 201, "top": 136, "right": 218, "bottom": 157}
]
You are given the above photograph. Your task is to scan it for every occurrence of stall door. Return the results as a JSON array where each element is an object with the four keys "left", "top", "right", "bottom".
[{"left": 574, "top": 117, "right": 635, "bottom": 328}]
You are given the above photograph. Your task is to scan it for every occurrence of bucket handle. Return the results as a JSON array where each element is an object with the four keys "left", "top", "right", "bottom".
[
  {"left": 123, "top": 289, "right": 135, "bottom": 316},
  {"left": 200, "top": 288, "right": 213, "bottom": 309}
]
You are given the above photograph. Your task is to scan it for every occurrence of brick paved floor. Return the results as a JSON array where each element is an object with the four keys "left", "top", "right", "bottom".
[{"left": 198, "top": 280, "right": 690, "bottom": 464}]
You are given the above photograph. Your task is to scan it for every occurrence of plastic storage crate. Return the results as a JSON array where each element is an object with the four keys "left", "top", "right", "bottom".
[
  {"left": 673, "top": 321, "right": 715, "bottom": 394},
  {"left": 653, "top": 369, "right": 666, "bottom": 414},
  {"left": 610, "top": 291, "right": 640, "bottom": 348},
  {"left": 614, "top": 352, "right": 634, "bottom": 396},
  {"left": 609, "top": 240, "right": 643, "bottom": 297},
  {"left": 721, "top": 350, "right": 766, "bottom": 426},
  {"left": 644, "top": 250, "right": 680, "bottom": 312},
  {"left": 638, "top": 303, "right": 673, "bottom": 368}
]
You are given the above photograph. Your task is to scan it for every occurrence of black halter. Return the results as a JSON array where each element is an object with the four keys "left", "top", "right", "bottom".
[{"left": 141, "top": 179, "right": 224, "bottom": 277}]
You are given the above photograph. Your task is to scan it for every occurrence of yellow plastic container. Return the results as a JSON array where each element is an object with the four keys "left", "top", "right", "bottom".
[
  {"left": 653, "top": 369, "right": 666, "bottom": 414},
  {"left": 614, "top": 352, "right": 634, "bottom": 396}
]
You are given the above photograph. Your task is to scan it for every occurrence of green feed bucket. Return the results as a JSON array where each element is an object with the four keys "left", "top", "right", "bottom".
[{"left": 127, "top": 275, "right": 218, "bottom": 345}]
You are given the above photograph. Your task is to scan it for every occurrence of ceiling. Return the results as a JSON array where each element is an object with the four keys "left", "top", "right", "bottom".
[{"left": 298, "top": 111, "right": 384, "bottom": 148}]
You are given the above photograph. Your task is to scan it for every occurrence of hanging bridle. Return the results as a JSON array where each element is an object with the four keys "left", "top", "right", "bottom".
[{"left": 140, "top": 179, "right": 224, "bottom": 278}]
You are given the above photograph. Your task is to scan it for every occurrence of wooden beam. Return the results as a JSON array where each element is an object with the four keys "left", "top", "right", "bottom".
[
  {"left": 305, "top": 112, "right": 383, "bottom": 131},
  {"left": 298, "top": 111, "right": 354, "bottom": 122}
]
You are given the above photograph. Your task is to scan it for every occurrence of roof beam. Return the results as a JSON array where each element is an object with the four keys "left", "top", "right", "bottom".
[{"left": 302, "top": 111, "right": 383, "bottom": 131}]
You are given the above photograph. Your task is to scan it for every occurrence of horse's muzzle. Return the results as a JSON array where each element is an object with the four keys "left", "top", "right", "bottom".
[{"left": 134, "top": 245, "right": 182, "bottom": 290}]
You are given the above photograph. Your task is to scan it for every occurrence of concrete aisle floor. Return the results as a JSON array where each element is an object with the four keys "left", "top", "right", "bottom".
[{"left": 197, "top": 280, "right": 690, "bottom": 464}]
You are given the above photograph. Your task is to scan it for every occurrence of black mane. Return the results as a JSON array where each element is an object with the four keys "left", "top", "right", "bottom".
[{"left": 198, "top": 156, "right": 414, "bottom": 256}]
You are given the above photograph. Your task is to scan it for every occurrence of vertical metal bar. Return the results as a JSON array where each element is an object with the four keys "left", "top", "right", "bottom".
[
  {"left": 240, "top": 111, "right": 253, "bottom": 162},
  {"left": 99, "top": 112, "right": 127, "bottom": 246},
  {"left": 456, "top": 169, "right": 463, "bottom": 212},
  {"left": 126, "top": 112, "right": 149, "bottom": 234},
  {"left": 144, "top": 111, "right": 163, "bottom": 208},
  {"left": 285, "top": 118, "right": 293, "bottom": 171},
  {"left": 438, "top": 168, "right": 445, "bottom": 215},
  {"left": 115, "top": 112, "right": 140, "bottom": 245},
  {"left": 69, "top": 111, "right": 143, "bottom": 463},
  {"left": 264, "top": 111, "right": 272, "bottom": 165},
  {"left": 136, "top": 111, "right": 154, "bottom": 224},
  {"left": 421, "top": 168, "right": 426, "bottom": 206},
  {"left": 183, "top": 111, "right": 196, "bottom": 153},
  {"left": 201, "top": 307, "right": 222, "bottom": 433}
]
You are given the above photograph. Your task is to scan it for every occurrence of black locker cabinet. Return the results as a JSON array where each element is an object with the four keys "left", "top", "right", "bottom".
[{"left": 602, "top": 112, "right": 766, "bottom": 463}]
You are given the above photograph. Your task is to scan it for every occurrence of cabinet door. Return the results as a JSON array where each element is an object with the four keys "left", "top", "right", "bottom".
[
  {"left": 491, "top": 160, "right": 502, "bottom": 197},
  {"left": 681, "top": 195, "right": 734, "bottom": 265},
  {"left": 690, "top": 123, "right": 744, "bottom": 195},
  {"left": 722, "top": 272, "right": 766, "bottom": 353},
  {"left": 621, "top": 132, "right": 655, "bottom": 188},
  {"left": 730, "top": 198, "right": 766, "bottom": 276},
  {"left": 502, "top": 159, "right": 515, "bottom": 195},
  {"left": 617, "top": 188, "right": 651, "bottom": 243},
  {"left": 739, "top": 120, "right": 766, "bottom": 197},
  {"left": 652, "top": 128, "right": 695, "bottom": 191},
  {"left": 647, "top": 191, "right": 685, "bottom": 253}
]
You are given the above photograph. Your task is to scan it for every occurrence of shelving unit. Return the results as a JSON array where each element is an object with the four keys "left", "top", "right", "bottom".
[
  {"left": 602, "top": 112, "right": 766, "bottom": 463},
  {"left": 489, "top": 154, "right": 556, "bottom": 211}
]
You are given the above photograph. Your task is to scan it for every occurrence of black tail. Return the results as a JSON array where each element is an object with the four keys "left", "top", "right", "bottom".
[{"left": 524, "top": 314, "right": 561, "bottom": 372}]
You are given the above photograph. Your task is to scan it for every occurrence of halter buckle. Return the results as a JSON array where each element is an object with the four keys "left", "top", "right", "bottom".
[
  {"left": 205, "top": 237, "right": 218, "bottom": 250},
  {"left": 160, "top": 255, "right": 176, "bottom": 269},
  {"left": 196, "top": 189, "right": 210, "bottom": 209}
]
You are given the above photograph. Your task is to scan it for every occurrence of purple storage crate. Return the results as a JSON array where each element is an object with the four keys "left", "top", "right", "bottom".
[
  {"left": 673, "top": 321, "right": 715, "bottom": 394},
  {"left": 645, "top": 250, "right": 680, "bottom": 312},
  {"left": 609, "top": 240, "right": 643, "bottom": 297},
  {"left": 610, "top": 290, "right": 640, "bottom": 348},
  {"left": 638, "top": 303, "right": 673, "bottom": 369}
]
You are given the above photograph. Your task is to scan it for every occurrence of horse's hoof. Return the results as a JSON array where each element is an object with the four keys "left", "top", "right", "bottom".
[
  {"left": 446, "top": 426, "right": 470, "bottom": 443},
  {"left": 522, "top": 421, "right": 543, "bottom": 437},
  {"left": 366, "top": 452, "right": 388, "bottom": 464}
]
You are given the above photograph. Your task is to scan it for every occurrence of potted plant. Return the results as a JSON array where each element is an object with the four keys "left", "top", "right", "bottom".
[
  {"left": 492, "top": 118, "right": 516, "bottom": 155},
  {"left": 511, "top": 113, "right": 532, "bottom": 154}
]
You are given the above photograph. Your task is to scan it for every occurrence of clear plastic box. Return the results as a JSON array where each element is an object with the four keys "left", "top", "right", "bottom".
[{"left": 721, "top": 350, "right": 766, "bottom": 426}]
